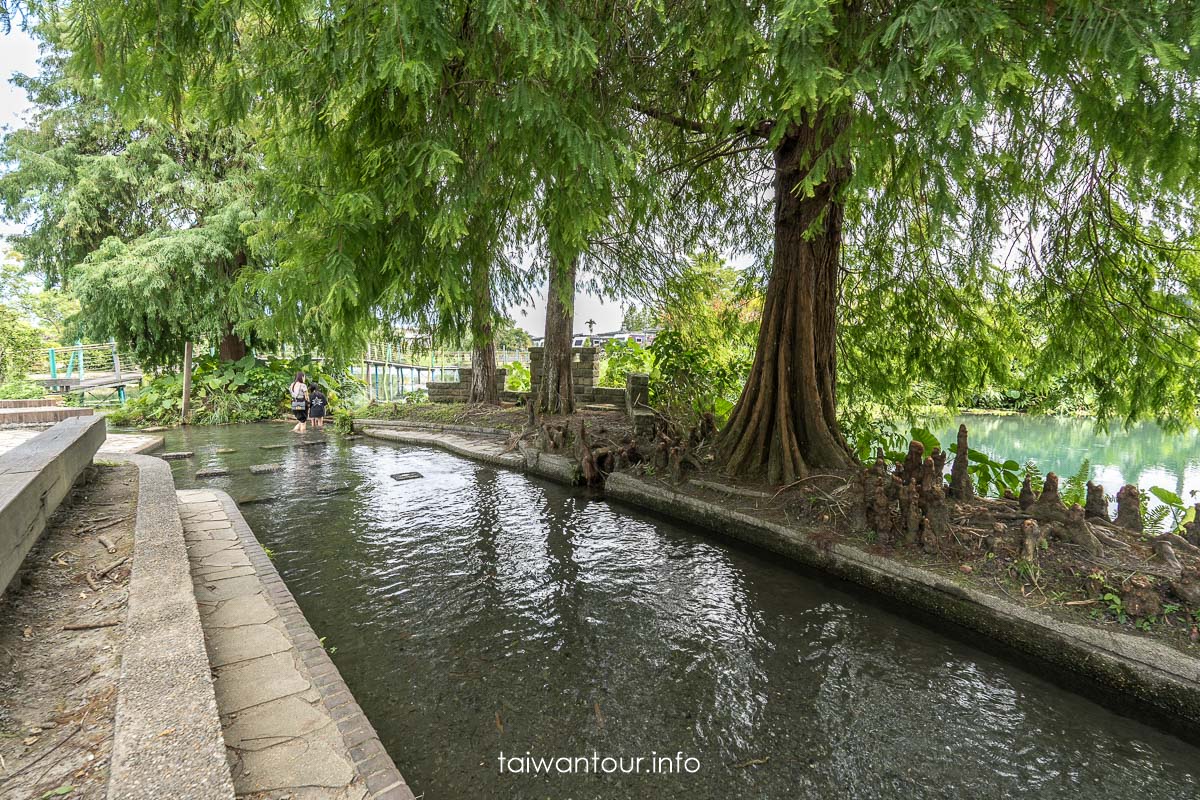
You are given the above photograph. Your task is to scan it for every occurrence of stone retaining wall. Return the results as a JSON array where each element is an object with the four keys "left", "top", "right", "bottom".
[
  {"left": 0, "top": 397, "right": 62, "bottom": 408},
  {"left": 427, "top": 367, "right": 506, "bottom": 403},
  {"left": 0, "top": 415, "right": 106, "bottom": 596}
]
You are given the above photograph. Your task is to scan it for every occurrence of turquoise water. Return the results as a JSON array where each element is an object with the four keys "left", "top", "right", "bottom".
[{"left": 931, "top": 414, "right": 1200, "bottom": 509}]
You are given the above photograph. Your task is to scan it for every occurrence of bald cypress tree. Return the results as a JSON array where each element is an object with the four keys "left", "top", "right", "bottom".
[
  {"left": 610, "top": 1, "right": 1200, "bottom": 481},
  {"left": 29, "top": 1, "right": 1200, "bottom": 465}
]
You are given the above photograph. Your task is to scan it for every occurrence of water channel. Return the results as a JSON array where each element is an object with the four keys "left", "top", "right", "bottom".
[{"left": 153, "top": 419, "right": 1200, "bottom": 799}]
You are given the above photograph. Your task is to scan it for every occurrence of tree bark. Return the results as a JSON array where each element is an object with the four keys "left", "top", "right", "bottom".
[
  {"left": 181, "top": 341, "right": 194, "bottom": 424},
  {"left": 539, "top": 254, "right": 576, "bottom": 414},
  {"left": 218, "top": 323, "right": 247, "bottom": 361},
  {"left": 468, "top": 259, "right": 499, "bottom": 405},
  {"left": 717, "top": 118, "right": 855, "bottom": 483},
  {"left": 218, "top": 249, "right": 249, "bottom": 361}
]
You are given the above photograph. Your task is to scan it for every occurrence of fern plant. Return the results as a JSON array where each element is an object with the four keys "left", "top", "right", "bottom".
[
  {"left": 1023, "top": 460, "right": 1044, "bottom": 494},
  {"left": 1062, "top": 459, "right": 1091, "bottom": 507}
]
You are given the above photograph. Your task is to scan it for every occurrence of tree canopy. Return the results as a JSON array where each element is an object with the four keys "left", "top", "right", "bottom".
[
  {"left": 0, "top": 36, "right": 266, "bottom": 367},
  {"left": 5, "top": 1, "right": 1200, "bottom": 476}
]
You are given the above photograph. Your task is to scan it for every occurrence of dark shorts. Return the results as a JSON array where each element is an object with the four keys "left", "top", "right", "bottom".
[
  {"left": 310, "top": 406, "right": 325, "bottom": 419},
  {"left": 293, "top": 408, "right": 308, "bottom": 422}
]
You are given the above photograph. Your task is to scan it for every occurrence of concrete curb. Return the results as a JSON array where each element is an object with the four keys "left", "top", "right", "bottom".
[
  {"left": 358, "top": 424, "right": 1200, "bottom": 738},
  {"left": 362, "top": 426, "right": 524, "bottom": 470},
  {"left": 1, "top": 415, "right": 106, "bottom": 596},
  {"left": 355, "top": 417, "right": 513, "bottom": 437},
  {"left": 210, "top": 491, "right": 416, "bottom": 800},
  {"left": 107, "top": 454, "right": 235, "bottom": 800}
]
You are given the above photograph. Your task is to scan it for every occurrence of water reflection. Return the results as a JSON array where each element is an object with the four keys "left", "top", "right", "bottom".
[
  {"left": 155, "top": 423, "right": 1200, "bottom": 800},
  {"left": 934, "top": 414, "right": 1200, "bottom": 507}
]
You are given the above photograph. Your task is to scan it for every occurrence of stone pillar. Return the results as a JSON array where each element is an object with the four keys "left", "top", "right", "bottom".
[
  {"left": 529, "top": 346, "right": 544, "bottom": 395},
  {"left": 572, "top": 346, "right": 600, "bottom": 402},
  {"left": 626, "top": 372, "right": 649, "bottom": 416}
]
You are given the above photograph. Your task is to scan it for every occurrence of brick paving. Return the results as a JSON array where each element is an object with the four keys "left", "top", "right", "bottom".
[{"left": 178, "top": 489, "right": 414, "bottom": 800}]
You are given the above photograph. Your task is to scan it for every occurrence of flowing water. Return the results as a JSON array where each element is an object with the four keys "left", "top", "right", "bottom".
[{"left": 154, "top": 420, "right": 1200, "bottom": 800}]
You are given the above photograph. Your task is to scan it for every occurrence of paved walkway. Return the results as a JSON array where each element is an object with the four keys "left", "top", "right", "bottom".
[
  {"left": 178, "top": 489, "right": 413, "bottom": 800},
  {"left": 0, "top": 426, "right": 162, "bottom": 455}
]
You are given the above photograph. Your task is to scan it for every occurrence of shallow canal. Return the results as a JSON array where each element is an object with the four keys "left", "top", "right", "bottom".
[{"left": 155, "top": 421, "right": 1200, "bottom": 799}]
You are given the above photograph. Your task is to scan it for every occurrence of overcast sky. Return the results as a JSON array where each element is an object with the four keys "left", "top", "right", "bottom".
[{"left": 0, "top": 26, "right": 624, "bottom": 336}]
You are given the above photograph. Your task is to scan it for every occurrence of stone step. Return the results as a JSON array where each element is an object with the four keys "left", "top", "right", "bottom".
[
  {"left": 0, "top": 405, "right": 93, "bottom": 425},
  {"left": 179, "top": 489, "right": 414, "bottom": 799}
]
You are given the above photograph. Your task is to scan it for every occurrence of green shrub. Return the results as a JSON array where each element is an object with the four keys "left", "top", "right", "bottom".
[
  {"left": 0, "top": 380, "right": 45, "bottom": 400},
  {"left": 504, "top": 361, "right": 531, "bottom": 392},
  {"left": 599, "top": 339, "right": 654, "bottom": 388},
  {"left": 109, "top": 355, "right": 356, "bottom": 426}
]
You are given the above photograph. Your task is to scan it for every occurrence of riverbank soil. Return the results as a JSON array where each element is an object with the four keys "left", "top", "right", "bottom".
[{"left": 0, "top": 464, "right": 137, "bottom": 800}]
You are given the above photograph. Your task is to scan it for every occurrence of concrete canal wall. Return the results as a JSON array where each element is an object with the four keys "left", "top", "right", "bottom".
[{"left": 0, "top": 415, "right": 105, "bottom": 596}]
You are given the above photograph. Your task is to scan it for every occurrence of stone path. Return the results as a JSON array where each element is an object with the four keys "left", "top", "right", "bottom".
[
  {"left": 0, "top": 427, "right": 162, "bottom": 456},
  {"left": 179, "top": 489, "right": 413, "bottom": 800}
]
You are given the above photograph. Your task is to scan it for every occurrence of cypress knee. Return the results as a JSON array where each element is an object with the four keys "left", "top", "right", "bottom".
[
  {"left": 1114, "top": 484, "right": 1143, "bottom": 532},
  {"left": 948, "top": 424, "right": 973, "bottom": 500}
]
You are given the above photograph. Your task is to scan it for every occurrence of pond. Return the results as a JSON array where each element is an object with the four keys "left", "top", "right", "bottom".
[
  {"left": 154, "top": 421, "right": 1200, "bottom": 800},
  {"left": 932, "top": 413, "right": 1200, "bottom": 510}
]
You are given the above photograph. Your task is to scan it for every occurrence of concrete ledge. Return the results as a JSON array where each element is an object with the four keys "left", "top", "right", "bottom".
[
  {"left": 0, "top": 405, "right": 93, "bottom": 425},
  {"left": 107, "top": 455, "right": 234, "bottom": 800},
  {"left": 0, "top": 397, "right": 62, "bottom": 408},
  {"left": 0, "top": 415, "right": 106, "bottom": 595},
  {"left": 604, "top": 472, "right": 1200, "bottom": 737},
  {"left": 362, "top": 427, "right": 525, "bottom": 470},
  {"left": 354, "top": 418, "right": 512, "bottom": 437},
  {"left": 210, "top": 491, "right": 415, "bottom": 799}
]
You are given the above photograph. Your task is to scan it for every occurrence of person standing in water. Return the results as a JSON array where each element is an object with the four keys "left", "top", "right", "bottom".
[
  {"left": 289, "top": 372, "right": 309, "bottom": 433},
  {"left": 308, "top": 383, "right": 328, "bottom": 429}
]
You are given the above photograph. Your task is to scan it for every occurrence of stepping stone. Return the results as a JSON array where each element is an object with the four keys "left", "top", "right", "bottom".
[
  {"left": 297, "top": 440, "right": 328, "bottom": 448},
  {"left": 342, "top": 435, "right": 362, "bottom": 440},
  {"left": 141, "top": 426, "right": 170, "bottom": 432},
  {"left": 316, "top": 482, "right": 352, "bottom": 495},
  {"left": 391, "top": 471, "right": 423, "bottom": 482},
  {"left": 259, "top": 443, "right": 290, "bottom": 450},
  {"left": 249, "top": 463, "right": 282, "bottom": 475},
  {"left": 215, "top": 447, "right": 237, "bottom": 454},
  {"left": 196, "top": 468, "right": 231, "bottom": 478},
  {"left": 235, "top": 496, "right": 278, "bottom": 505},
  {"left": 160, "top": 451, "right": 194, "bottom": 461}
]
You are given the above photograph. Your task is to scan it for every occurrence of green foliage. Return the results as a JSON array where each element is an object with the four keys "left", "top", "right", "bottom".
[
  {"left": 0, "top": 304, "right": 42, "bottom": 384},
  {"left": 599, "top": 340, "right": 654, "bottom": 389},
  {"left": 843, "top": 412, "right": 908, "bottom": 463},
  {"left": 0, "top": 380, "right": 44, "bottom": 399},
  {"left": 1023, "top": 460, "right": 1045, "bottom": 494},
  {"left": 0, "top": 38, "right": 266, "bottom": 368},
  {"left": 1146, "top": 486, "right": 1198, "bottom": 535},
  {"left": 1061, "top": 460, "right": 1092, "bottom": 508},
  {"left": 504, "top": 361, "right": 531, "bottom": 393},
  {"left": 332, "top": 408, "right": 354, "bottom": 434},
  {"left": 108, "top": 356, "right": 345, "bottom": 426}
]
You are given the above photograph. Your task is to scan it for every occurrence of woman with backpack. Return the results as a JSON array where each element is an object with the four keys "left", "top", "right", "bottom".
[{"left": 288, "top": 372, "right": 309, "bottom": 433}]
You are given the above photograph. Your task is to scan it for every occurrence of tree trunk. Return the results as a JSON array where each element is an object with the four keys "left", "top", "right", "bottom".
[
  {"left": 468, "top": 259, "right": 499, "bottom": 405},
  {"left": 218, "top": 324, "right": 247, "bottom": 361},
  {"left": 181, "top": 341, "right": 194, "bottom": 424},
  {"left": 539, "top": 254, "right": 576, "bottom": 414},
  {"left": 717, "top": 119, "right": 856, "bottom": 483},
  {"left": 218, "top": 249, "right": 249, "bottom": 361}
]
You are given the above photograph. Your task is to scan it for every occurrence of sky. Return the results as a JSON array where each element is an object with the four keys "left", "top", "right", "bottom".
[{"left": 0, "top": 25, "right": 624, "bottom": 336}]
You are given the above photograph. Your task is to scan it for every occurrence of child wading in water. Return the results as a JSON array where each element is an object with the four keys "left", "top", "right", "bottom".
[
  {"left": 289, "top": 372, "right": 309, "bottom": 433},
  {"left": 308, "top": 384, "right": 328, "bottom": 429}
]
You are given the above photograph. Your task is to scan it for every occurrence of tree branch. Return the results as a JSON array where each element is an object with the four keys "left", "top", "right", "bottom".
[{"left": 631, "top": 102, "right": 774, "bottom": 139}]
